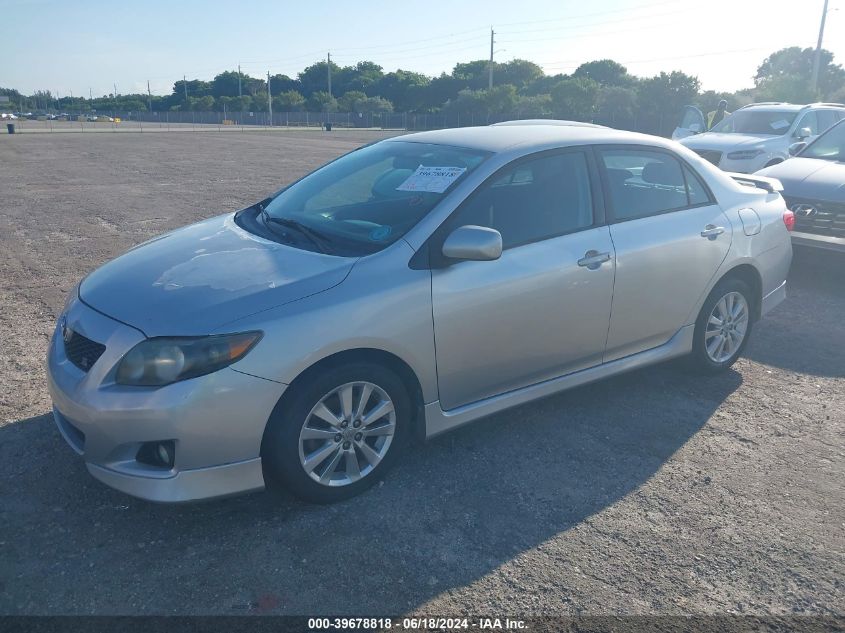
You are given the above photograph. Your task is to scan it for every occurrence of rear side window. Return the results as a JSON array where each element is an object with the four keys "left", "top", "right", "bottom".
[
  {"left": 600, "top": 149, "right": 701, "bottom": 221},
  {"left": 683, "top": 165, "right": 712, "bottom": 206},
  {"left": 449, "top": 151, "right": 594, "bottom": 249}
]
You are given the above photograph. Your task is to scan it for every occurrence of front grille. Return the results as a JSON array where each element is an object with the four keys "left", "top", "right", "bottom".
[
  {"left": 785, "top": 198, "right": 845, "bottom": 238},
  {"left": 692, "top": 149, "right": 723, "bottom": 166},
  {"left": 64, "top": 329, "right": 106, "bottom": 372}
]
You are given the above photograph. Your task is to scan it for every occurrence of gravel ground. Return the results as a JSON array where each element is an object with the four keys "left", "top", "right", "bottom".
[{"left": 0, "top": 131, "right": 842, "bottom": 616}]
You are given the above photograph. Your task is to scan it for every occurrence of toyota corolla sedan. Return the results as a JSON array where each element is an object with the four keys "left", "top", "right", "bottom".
[{"left": 48, "top": 125, "right": 793, "bottom": 504}]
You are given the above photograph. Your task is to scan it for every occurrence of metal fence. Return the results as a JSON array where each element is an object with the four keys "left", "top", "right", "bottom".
[{"left": 5, "top": 110, "right": 630, "bottom": 133}]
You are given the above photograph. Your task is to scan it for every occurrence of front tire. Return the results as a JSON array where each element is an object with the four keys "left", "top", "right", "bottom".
[
  {"left": 262, "top": 362, "right": 410, "bottom": 504},
  {"left": 687, "top": 278, "right": 754, "bottom": 374}
]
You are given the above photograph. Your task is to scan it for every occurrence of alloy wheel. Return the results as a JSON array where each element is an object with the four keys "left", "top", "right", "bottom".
[
  {"left": 298, "top": 381, "right": 396, "bottom": 487},
  {"left": 704, "top": 291, "right": 749, "bottom": 363}
]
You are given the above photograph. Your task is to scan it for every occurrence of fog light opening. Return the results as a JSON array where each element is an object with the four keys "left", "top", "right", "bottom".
[{"left": 136, "top": 440, "right": 175, "bottom": 470}]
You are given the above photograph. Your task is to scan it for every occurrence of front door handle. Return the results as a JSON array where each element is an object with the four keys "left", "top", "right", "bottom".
[
  {"left": 700, "top": 224, "right": 725, "bottom": 239},
  {"left": 577, "top": 250, "right": 611, "bottom": 269}
]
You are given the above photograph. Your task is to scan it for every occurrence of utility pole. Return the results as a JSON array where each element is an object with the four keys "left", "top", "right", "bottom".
[
  {"left": 147, "top": 80, "right": 152, "bottom": 111},
  {"left": 183, "top": 75, "right": 188, "bottom": 104},
  {"left": 267, "top": 71, "right": 273, "bottom": 124},
  {"left": 89, "top": 87, "right": 92, "bottom": 101},
  {"left": 113, "top": 82, "right": 117, "bottom": 97},
  {"left": 810, "top": 0, "right": 830, "bottom": 96},
  {"left": 327, "top": 52, "right": 332, "bottom": 97},
  {"left": 488, "top": 28, "right": 495, "bottom": 90},
  {"left": 238, "top": 64, "right": 242, "bottom": 98}
]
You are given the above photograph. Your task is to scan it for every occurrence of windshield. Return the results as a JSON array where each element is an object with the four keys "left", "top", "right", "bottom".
[
  {"left": 260, "top": 141, "right": 490, "bottom": 256},
  {"left": 710, "top": 110, "right": 798, "bottom": 135},
  {"left": 800, "top": 121, "right": 845, "bottom": 162}
]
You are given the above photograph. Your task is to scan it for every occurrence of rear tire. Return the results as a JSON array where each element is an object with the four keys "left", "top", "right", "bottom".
[
  {"left": 262, "top": 362, "right": 410, "bottom": 504},
  {"left": 686, "top": 278, "right": 754, "bottom": 374}
]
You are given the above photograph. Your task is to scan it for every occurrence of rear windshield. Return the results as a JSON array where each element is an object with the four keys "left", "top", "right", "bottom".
[
  {"left": 261, "top": 141, "right": 490, "bottom": 256},
  {"left": 710, "top": 110, "right": 798, "bottom": 135}
]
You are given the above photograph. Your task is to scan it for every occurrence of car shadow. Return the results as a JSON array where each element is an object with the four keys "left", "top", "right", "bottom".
[
  {"left": 1, "top": 364, "right": 741, "bottom": 615},
  {"left": 743, "top": 247, "right": 845, "bottom": 379}
]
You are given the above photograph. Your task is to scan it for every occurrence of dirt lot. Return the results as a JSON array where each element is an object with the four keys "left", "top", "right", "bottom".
[{"left": 0, "top": 131, "right": 842, "bottom": 616}]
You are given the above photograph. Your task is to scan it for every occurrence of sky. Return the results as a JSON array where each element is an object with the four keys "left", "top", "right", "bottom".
[{"left": 1, "top": 0, "right": 843, "bottom": 98}]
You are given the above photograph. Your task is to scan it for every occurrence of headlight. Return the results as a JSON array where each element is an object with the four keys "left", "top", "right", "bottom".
[
  {"left": 115, "top": 332, "right": 262, "bottom": 386},
  {"left": 727, "top": 149, "right": 764, "bottom": 160}
]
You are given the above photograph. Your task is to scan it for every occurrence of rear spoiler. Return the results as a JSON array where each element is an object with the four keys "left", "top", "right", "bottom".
[{"left": 726, "top": 172, "right": 784, "bottom": 193}]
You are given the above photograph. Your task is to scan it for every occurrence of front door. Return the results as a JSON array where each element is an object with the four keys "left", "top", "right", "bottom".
[{"left": 430, "top": 150, "right": 615, "bottom": 410}]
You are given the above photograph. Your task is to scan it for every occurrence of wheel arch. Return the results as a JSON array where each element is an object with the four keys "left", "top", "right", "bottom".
[
  {"left": 263, "top": 348, "right": 427, "bottom": 448},
  {"left": 715, "top": 263, "right": 763, "bottom": 321}
]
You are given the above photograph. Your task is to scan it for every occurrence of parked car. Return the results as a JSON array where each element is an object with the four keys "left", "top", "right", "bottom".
[
  {"left": 757, "top": 118, "right": 845, "bottom": 253},
  {"left": 675, "top": 103, "right": 845, "bottom": 173},
  {"left": 47, "top": 125, "right": 793, "bottom": 504}
]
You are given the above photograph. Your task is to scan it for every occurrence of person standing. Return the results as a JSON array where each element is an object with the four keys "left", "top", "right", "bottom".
[{"left": 707, "top": 100, "right": 731, "bottom": 130}]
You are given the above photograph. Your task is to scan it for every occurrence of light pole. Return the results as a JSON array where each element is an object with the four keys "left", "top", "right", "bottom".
[{"left": 810, "top": 0, "right": 830, "bottom": 96}]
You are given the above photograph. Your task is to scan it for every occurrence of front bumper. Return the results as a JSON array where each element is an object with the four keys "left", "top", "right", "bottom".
[{"left": 46, "top": 294, "right": 285, "bottom": 502}]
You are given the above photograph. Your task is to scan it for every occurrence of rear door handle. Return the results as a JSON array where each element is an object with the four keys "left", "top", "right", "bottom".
[
  {"left": 577, "top": 250, "right": 611, "bottom": 269},
  {"left": 700, "top": 224, "right": 725, "bottom": 239}
]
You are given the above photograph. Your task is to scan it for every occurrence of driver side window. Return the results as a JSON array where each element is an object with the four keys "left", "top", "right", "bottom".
[{"left": 447, "top": 151, "right": 594, "bottom": 250}]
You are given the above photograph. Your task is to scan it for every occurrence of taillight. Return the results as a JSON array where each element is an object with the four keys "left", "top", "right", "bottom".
[{"left": 783, "top": 209, "right": 795, "bottom": 232}]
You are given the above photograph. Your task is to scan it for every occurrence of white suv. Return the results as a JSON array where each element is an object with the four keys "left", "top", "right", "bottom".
[{"left": 674, "top": 103, "right": 845, "bottom": 173}]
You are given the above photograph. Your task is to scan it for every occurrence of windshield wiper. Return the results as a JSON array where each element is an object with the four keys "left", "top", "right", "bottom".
[{"left": 259, "top": 205, "right": 333, "bottom": 254}]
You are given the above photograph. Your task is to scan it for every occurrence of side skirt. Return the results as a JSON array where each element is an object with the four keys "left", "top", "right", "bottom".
[{"left": 424, "top": 324, "right": 695, "bottom": 439}]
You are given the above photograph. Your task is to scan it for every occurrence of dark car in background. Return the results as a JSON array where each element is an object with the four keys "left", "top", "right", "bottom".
[{"left": 757, "top": 119, "right": 845, "bottom": 253}]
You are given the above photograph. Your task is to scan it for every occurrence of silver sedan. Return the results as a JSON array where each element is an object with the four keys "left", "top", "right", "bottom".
[{"left": 47, "top": 125, "right": 793, "bottom": 503}]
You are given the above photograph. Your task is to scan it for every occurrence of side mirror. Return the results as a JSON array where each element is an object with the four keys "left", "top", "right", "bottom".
[
  {"left": 442, "top": 225, "right": 502, "bottom": 262},
  {"left": 795, "top": 127, "right": 812, "bottom": 140},
  {"left": 788, "top": 142, "right": 807, "bottom": 156}
]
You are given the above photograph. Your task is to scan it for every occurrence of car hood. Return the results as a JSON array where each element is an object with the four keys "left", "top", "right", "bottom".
[
  {"left": 756, "top": 157, "right": 845, "bottom": 200},
  {"left": 79, "top": 213, "right": 356, "bottom": 337},
  {"left": 680, "top": 133, "right": 773, "bottom": 151}
]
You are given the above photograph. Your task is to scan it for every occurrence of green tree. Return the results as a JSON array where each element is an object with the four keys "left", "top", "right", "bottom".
[
  {"left": 636, "top": 71, "right": 700, "bottom": 135},
  {"left": 515, "top": 94, "right": 553, "bottom": 117},
  {"left": 550, "top": 77, "right": 599, "bottom": 120},
  {"left": 377, "top": 70, "right": 431, "bottom": 111},
  {"left": 298, "top": 61, "right": 340, "bottom": 97},
  {"left": 274, "top": 90, "right": 306, "bottom": 111},
  {"left": 596, "top": 85, "right": 637, "bottom": 127},
  {"left": 211, "top": 71, "right": 243, "bottom": 97},
  {"left": 270, "top": 74, "right": 300, "bottom": 95},
  {"left": 574, "top": 59, "right": 631, "bottom": 86},
  {"left": 338, "top": 90, "right": 368, "bottom": 112},
  {"left": 306, "top": 90, "right": 338, "bottom": 112},
  {"left": 485, "top": 84, "right": 518, "bottom": 115},
  {"left": 355, "top": 96, "right": 393, "bottom": 114},
  {"left": 755, "top": 47, "right": 845, "bottom": 100},
  {"left": 497, "top": 59, "right": 544, "bottom": 89}
]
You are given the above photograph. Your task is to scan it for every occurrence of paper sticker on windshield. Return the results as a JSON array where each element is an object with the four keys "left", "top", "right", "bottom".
[
  {"left": 396, "top": 166, "right": 467, "bottom": 193},
  {"left": 770, "top": 119, "right": 790, "bottom": 131}
]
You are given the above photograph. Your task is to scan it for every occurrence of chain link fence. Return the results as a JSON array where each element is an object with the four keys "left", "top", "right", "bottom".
[{"left": 5, "top": 110, "right": 623, "bottom": 133}]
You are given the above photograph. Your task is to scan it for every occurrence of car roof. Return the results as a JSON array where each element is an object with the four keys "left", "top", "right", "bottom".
[
  {"left": 389, "top": 124, "right": 670, "bottom": 153},
  {"left": 740, "top": 103, "right": 804, "bottom": 112},
  {"left": 491, "top": 119, "right": 606, "bottom": 128}
]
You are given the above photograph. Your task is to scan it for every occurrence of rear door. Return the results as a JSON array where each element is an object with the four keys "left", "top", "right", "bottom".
[{"left": 596, "top": 146, "right": 732, "bottom": 361}]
